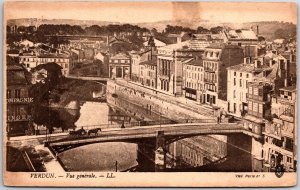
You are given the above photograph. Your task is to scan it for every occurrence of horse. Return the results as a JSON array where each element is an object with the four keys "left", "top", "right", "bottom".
[{"left": 88, "top": 128, "right": 101, "bottom": 136}]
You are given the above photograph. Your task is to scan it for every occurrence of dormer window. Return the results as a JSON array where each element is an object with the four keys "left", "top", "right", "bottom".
[{"left": 210, "top": 52, "right": 213, "bottom": 57}]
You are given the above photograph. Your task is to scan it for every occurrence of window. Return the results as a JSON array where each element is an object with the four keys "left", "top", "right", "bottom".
[
  {"left": 253, "top": 87, "right": 258, "bottom": 95},
  {"left": 240, "top": 73, "right": 242, "bottom": 77},
  {"left": 249, "top": 86, "right": 253, "bottom": 94},
  {"left": 240, "top": 79, "right": 242, "bottom": 87},
  {"left": 65, "top": 64, "right": 68, "bottom": 68},
  {"left": 258, "top": 104, "right": 263, "bottom": 113},
  {"left": 253, "top": 102, "right": 258, "bottom": 112},
  {"left": 249, "top": 102, "right": 252, "bottom": 110},
  {"left": 234, "top": 78, "right": 236, "bottom": 86},
  {"left": 7, "top": 90, "right": 11, "bottom": 98},
  {"left": 258, "top": 88, "right": 263, "bottom": 96},
  {"left": 234, "top": 72, "right": 236, "bottom": 76},
  {"left": 246, "top": 74, "right": 249, "bottom": 78},
  {"left": 233, "top": 90, "right": 236, "bottom": 98},
  {"left": 15, "top": 89, "right": 21, "bottom": 98}
]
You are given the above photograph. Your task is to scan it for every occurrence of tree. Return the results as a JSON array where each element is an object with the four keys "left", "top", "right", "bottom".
[
  {"left": 258, "top": 36, "right": 265, "bottom": 42},
  {"left": 150, "top": 28, "right": 158, "bottom": 35},
  {"left": 148, "top": 36, "right": 155, "bottom": 47},
  {"left": 196, "top": 26, "right": 210, "bottom": 34},
  {"left": 210, "top": 26, "right": 223, "bottom": 34},
  {"left": 274, "top": 28, "right": 286, "bottom": 39}
]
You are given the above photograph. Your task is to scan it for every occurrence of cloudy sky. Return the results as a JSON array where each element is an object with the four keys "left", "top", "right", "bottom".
[{"left": 5, "top": 1, "right": 297, "bottom": 24}]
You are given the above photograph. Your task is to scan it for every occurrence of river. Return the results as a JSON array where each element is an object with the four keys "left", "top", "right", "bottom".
[{"left": 43, "top": 100, "right": 264, "bottom": 172}]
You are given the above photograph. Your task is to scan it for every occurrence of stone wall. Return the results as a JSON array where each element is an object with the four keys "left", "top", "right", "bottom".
[{"left": 107, "top": 79, "right": 215, "bottom": 120}]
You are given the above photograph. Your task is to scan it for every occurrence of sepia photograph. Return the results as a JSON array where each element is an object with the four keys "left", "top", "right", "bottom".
[{"left": 3, "top": 1, "right": 297, "bottom": 187}]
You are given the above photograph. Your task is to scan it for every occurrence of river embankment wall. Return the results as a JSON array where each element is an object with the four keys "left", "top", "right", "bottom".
[{"left": 107, "top": 79, "right": 227, "bottom": 143}]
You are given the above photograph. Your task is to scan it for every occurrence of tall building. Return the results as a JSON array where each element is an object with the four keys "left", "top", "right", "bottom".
[
  {"left": 129, "top": 49, "right": 152, "bottom": 82},
  {"left": 157, "top": 39, "right": 209, "bottom": 96},
  {"left": 222, "top": 29, "right": 259, "bottom": 64},
  {"left": 227, "top": 62, "right": 271, "bottom": 116},
  {"left": 203, "top": 44, "right": 244, "bottom": 107},
  {"left": 263, "top": 86, "right": 297, "bottom": 171},
  {"left": 7, "top": 58, "right": 33, "bottom": 137},
  {"left": 182, "top": 57, "right": 205, "bottom": 102}
]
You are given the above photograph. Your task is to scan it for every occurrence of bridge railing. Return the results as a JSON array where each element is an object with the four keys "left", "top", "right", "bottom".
[{"left": 71, "top": 118, "right": 217, "bottom": 131}]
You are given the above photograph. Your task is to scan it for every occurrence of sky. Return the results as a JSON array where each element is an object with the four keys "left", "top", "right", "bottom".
[{"left": 4, "top": 1, "right": 297, "bottom": 24}]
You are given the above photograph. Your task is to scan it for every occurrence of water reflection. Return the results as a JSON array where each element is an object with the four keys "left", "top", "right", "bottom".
[
  {"left": 75, "top": 102, "right": 109, "bottom": 128},
  {"left": 32, "top": 102, "right": 132, "bottom": 134},
  {"left": 58, "top": 135, "right": 259, "bottom": 172},
  {"left": 59, "top": 142, "right": 138, "bottom": 172}
]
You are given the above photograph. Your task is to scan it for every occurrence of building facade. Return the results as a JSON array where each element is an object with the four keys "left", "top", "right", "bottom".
[
  {"left": 182, "top": 58, "right": 205, "bottom": 102},
  {"left": 157, "top": 40, "right": 209, "bottom": 96},
  {"left": 203, "top": 44, "right": 244, "bottom": 106},
  {"left": 262, "top": 86, "right": 297, "bottom": 171},
  {"left": 109, "top": 53, "right": 131, "bottom": 79},
  {"left": 139, "top": 59, "right": 157, "bottom": 88},
  {"left": 19, "top": 52, "right": 75, "bottom": 76},
  {"left": 227, "top": 62, "right": 271, "bottom": 116},
  {"left": 130, "top": 49, "right": 152, "bottom": 82},
  {"left": 7, "top": 62, "right": 33, "bottom": 137}
]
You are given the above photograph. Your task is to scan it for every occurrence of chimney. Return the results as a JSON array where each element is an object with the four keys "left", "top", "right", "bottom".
[{"left": 256, "top": 25, "right": 259, "bottom": 36}]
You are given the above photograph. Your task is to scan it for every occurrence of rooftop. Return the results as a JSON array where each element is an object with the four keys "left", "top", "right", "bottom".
[
  {"left": 158, "top": 39, "right": 210, "bottom": 52},
  {"left": 184, "top": 58, "right": 203, "bottom": 67},
  {"left": 227, "top": 63, "right": 271, "bottom": 73},
  {"left": 38, "top": 53, "right": 70, "bottom": 58},
  {"left": 110, "top": 53, "right": 130, "bottom": 60},
  {"left": 226, "top": 29, "right": 258, "bottom": 40},
  {"left": 7, "top": 57, "right": 31, "bottom": 85},
  {"left": 206, "top": 43, "right": 242, "bottom": 49},
  {"left": 140, "top": 59, "right": 157, "bottom": 66}
]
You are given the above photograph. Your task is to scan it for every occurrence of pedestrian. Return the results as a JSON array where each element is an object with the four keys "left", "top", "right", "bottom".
[{"left": 121, "top": 121, "right": 125, "bottom": 128}]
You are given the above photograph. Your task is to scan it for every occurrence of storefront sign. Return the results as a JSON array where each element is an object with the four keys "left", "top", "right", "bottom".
[
  {"left": 7, "top": 115, "right": 32, "bottom": 122},
  {"left": 7, "top": 98, "right": 33, "bottom": 103}
]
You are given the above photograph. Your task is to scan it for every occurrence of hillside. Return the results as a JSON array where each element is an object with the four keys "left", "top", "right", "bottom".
[{"left": 7, "top": 18, "right": 296, "bottom": 40}]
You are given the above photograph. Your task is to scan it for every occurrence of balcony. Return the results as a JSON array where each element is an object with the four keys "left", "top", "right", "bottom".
[
  {"left": 204, "top": 78, "right": 216, "bottom": 84},
  {"left": 277, "top": 96, "right": 296, "bottom": 105},
  {"left": 246, "top": 93, "right": 263, "bottom": 101},
  {"left": 204, "top": 67, "right": 216, "bottom": 73}
]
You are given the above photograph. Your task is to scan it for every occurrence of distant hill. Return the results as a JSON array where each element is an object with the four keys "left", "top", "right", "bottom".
[
  {"left": 7, "top": 18, "right": 120, "bottom": 28},
  {"left": 7, "top": 18, "right": 296, "bottom": 40}
]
